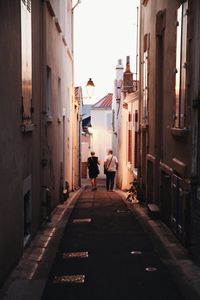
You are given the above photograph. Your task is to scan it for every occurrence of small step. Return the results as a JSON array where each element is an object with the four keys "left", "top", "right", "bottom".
[{"left": 147, "top": 204, "right": 160, "bottom": 219}]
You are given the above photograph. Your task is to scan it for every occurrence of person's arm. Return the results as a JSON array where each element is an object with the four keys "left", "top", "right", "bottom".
[
  {"left": 104, "top": 156, "right": 108, "bottom": 167},
  {"left": 115, "top": 157, "right": 118, "bottom": 170},
  {"left": 87, "top": 158, "right": 90, "bottom": 168}
]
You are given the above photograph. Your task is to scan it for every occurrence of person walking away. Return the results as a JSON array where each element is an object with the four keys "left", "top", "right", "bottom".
[
  {"left": 87, "top": 151, "right": 100, "bottom": 191},
  {"left": 104, "top": 150, "right": 118, "bottom": 191}
]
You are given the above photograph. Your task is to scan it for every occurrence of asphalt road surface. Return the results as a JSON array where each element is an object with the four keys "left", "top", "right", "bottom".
[{"left": 41, "top": 186, "right": 184, "bottom": 300}]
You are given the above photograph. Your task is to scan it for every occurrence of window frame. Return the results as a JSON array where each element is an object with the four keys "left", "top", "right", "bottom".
[
  {"left": 21, "top": 0, "right": 33, "bottom": 127},
  {"left": 174, "top": 1, "right": 188, "bottom": 129},
  {"left": 142, "top": 34, "right": 150, "bottom": 126}
]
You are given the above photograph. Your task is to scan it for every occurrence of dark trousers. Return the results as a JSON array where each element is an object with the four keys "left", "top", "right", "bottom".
[{"left": 106, "top": 171, "right": 116, "bottom": 191}]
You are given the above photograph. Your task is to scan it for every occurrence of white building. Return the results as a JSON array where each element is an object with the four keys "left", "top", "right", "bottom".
[{"left": 90, "top": 94, "right": 113, "bottom": 177}]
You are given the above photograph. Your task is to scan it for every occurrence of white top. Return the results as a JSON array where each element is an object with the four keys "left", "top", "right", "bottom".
[{"left": 104, "top": 154, "right": 118, "bottom": 172}]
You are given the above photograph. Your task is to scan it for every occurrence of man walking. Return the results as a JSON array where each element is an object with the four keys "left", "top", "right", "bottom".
[{"left": 104, "top": 149, "right": 118, "bottom": 191}]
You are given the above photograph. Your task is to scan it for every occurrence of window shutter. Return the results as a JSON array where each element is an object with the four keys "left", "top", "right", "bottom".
[
  {"left": 175, "top": 1, "right": 188, "bottom": 128},
  {"left": 21, "top": 0, "right": 32, "bottom": 125},
  {"left": 180, "top": 1, "right": 188, "bottom": 128}
]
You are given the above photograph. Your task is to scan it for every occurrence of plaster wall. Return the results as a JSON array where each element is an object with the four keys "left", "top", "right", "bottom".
[
  {"left": 45, "top": 1, "right": 73, "bottom": 204},
  {"left": 91, "top": 109, "right": 112, "bottom": 177},
  {"left": 0, "top": 0, "right": 42, "bottom": 283}
]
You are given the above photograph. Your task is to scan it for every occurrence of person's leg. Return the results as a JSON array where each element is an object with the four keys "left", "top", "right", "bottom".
[
  {"left": 110, "top": 172, "right": 116, "bottom": 191},
  {"left": 106, "top": 173, "right": 110, "bottom": 191},
  {"left": 94, "top": 178, "right": 97, "bottom": 189},
  {"left": 91, "top": 178, "right": 94, "bottom": 190}
]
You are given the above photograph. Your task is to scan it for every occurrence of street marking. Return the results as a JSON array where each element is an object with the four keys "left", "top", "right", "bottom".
[
  {"left": 53, "top": 275, "right": 85, "bottom": 284},
  {"left": 116, "top": 210, "right": 131, "bottom": 214},
  {"left": 145, "top": 267, "right": 158, "bottom": 272},
  {"left": 72, "top": 218, "right": 91, "bottom": 224},
  {"left": 63, "top": 251, "right": 89, "bottom": 259},
  {"left": 131, "top": 250, "right": 142, "bottom": 255}
]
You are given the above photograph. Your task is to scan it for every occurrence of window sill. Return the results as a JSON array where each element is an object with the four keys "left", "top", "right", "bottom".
[
  {"left": 47, "top": 115, "right": 53, "bottom": 123},
  {"left": 21, "top": 123, "right": 35, "bottom": 133},
  {"left": 141, "top": 123, "right": 149, "bottom": 131},
  {"left": 171, "top": 127, "right": 189, "bottom": 137},
  {"left": 57, "top": 117, "right": 62, "bottom": 123}
]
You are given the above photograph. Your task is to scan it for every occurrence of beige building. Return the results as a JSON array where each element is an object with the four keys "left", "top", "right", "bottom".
[
  {"left": 139, "top": 0, "right": 200, "bottom": 262},
  {"left": 0, "top": 0, "right": 76, "bottom": 284},
  {"left": 119, "top": 91, "right": 139, "bottom": 190},
  {"left": 74, "top": 87, "right": 83, "bottom": 188},
  {"left": 112, "top": 57, "right": 139, "bottom": 190}
]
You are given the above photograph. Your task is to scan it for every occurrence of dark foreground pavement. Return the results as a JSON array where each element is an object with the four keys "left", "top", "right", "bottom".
[
  {"left": 41, "top": 185, "right": 183, "bottom": 300},
  {"left": 1, "top": 180, "right": 200, "bottom": 300}
]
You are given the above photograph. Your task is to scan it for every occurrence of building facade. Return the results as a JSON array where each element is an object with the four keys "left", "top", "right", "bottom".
[
  {"left": 74, "top": 87, "right": 83, "bottom": 188},
  {"left": 112, "top": 58, "right": 139, "bottom": 189},
  {"left": 138, "top": 0, "right": 200, "bottom": 262},
  {"left": 0, "top": 0, "right": 75, "bottom": 284}
]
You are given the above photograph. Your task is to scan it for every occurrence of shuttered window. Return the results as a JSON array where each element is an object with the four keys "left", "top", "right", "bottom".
[
  {"left": 143, "top": 34, "right": 150, "bottom": 125},
  {"left": 21, "top": 0, "right": 32, "bottom": 125},
  {"left": 175, "top": 1, "right": 188, "bottom": 128},
  {"left": 47, "top": 67, "right": 52, "bottom": 119},
  {"left": 128, "top": 112, "right": 132, "bottom": 163}
]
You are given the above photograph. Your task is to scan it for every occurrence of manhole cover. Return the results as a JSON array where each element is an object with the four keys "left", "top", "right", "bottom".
[
  {"left": 145, "top": 267, "right": 158, "bottom": 272},
  {"left": 53, "top": 275, "right": 85, "bottom": 284},
  {"left": 63, "top": 251, "right": 88, "bottom": 259},
  {"left": 131, "top": 250, "right": 142, "bottom": 255},
  {"left": 72, "top": 218, "right": 91, "bottom": 224}
]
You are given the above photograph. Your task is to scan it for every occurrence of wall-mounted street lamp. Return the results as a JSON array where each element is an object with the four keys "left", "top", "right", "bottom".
[
  {"left": 72, "top": 0, "right": 81, "bottom": 11},
  {"left": 86, "top": 78, "right": 95, "bottom": 98}
]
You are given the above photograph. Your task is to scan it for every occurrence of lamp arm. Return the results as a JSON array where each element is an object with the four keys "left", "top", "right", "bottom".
[{"left": 72, "top": 0, "right": 81, "bottom": 10}]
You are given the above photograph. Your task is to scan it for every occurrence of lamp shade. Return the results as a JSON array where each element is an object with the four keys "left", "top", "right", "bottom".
[{"left": 86, "top": 78, "right": 95, "bottom": 98}]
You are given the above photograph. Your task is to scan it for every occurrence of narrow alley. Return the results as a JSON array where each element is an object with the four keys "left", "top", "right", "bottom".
[{"left": 2, "top": 1, "right": 200, "bottom": 299}]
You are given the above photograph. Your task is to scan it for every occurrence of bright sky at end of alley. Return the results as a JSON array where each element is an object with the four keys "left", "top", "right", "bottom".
[{"left": 74, "top": 0, "right": 140, "bottom": 104}]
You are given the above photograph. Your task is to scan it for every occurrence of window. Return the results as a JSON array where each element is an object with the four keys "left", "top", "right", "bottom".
[
  {"left": 142, "top": 0, "right": 149, "bottom": 6},
  {"left": 21, "top": 0, "right": 32, "bottom": 125},
  {"left": 134, "top": 110, "right": 139, "bottom": 167},
  {"left": 142, "top": 34, "right": 150, "bottom": 125},
  {"left": 58, "top": 78, "right": 62, "bottom": 121},
  {"left": 128, "top": 112, "right": 132, "bottom": 163},
  {"left": 175, "top": 1, "right": 188, "bottom": 128},
  {"left": 47, "top": 66, "right": 52, "bottom": 120},
  {"left": 112, "top": 109, "right": 115, "bottom": 132}
]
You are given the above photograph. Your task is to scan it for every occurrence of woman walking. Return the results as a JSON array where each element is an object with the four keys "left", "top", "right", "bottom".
[
  {"left": 104, "top": 149, "right": 118, "bottom": 191},
  {"left": 87, "top": 151, "right": 100, "bottom": 191}
]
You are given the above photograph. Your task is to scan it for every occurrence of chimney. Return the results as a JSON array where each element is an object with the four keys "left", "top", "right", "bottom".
[
  {"left": 123, "top": 56, "right": 133, "bottom": 93},
  {"left": 116, "top": 59, "right": 123, "bottom": 81}
]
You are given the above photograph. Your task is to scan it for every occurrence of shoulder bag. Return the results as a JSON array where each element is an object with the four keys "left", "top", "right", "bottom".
[{"left": 104, "top": 156, "right": 113, "bottom": 174}]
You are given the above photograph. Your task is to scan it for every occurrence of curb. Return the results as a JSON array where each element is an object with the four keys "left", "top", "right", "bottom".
[
  {"left": 0, "top": 186, "right": 86, "bottom": 300},
  {"left": 117, "top": 189, "right": 200, "bottom": 300}
]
